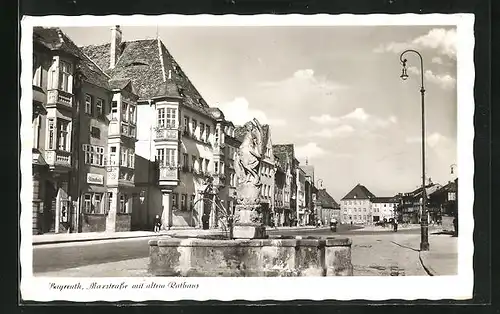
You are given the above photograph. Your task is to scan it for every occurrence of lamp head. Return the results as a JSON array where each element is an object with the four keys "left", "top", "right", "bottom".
[{"left": 400, "top": 59, "right": 409, "bottom": 81}]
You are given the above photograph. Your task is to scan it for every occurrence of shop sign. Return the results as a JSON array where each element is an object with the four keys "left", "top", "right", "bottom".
[{"left": 87, "top": 173, "right": 104, "bottom": 185}]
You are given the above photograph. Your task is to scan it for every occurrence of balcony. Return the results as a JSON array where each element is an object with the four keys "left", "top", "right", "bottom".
[
  {"left": 46, "top": 89, "right": 73, "bottom": 109},
  {"left": 158, "top": 166, "right": 179, "bottom": 189},
  {"left": 154, "top": 127, "right": 179, "bottom": 141},
  {"left": 44, "top": 150, "right": 71, "bottom": 169}
]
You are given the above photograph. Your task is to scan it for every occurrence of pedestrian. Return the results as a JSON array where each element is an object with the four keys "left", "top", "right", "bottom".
[
  {"left": 153, "top": 215, "right": 161, "bottom": 233},
  {"left": 393, "top": 219, "right": 398, "bottom": 232}
]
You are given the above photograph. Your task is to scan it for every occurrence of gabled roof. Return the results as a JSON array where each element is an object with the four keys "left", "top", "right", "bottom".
[
  {"left": 317, "top": 189, "right": 340, "bottom": 209},
  {"left": 273, "top": 144, "right": 295, "bottom": 172},
  {"left": 341, "top": 183, "right": 376, "bottom": 200},
  {"left": 34, "top": 27, "right": 111, "bottom": 89},
  {"left": 81, "top": 38, "right": 212, "bottom": 117}
]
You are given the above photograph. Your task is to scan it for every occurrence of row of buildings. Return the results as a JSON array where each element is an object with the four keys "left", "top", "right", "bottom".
[
  {"left": 30, "top": 26, "right": 339, "bottom": 234},
  {"left": 336, "top": 179, "right": 458, "bottom": 225}
]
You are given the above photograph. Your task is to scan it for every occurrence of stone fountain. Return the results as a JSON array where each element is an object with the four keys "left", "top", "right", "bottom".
[{"left": 148, "top": 118, "right": 353, "bottom": 277}]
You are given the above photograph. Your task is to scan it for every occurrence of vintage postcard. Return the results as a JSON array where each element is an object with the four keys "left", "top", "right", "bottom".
[{"left": 20, "top": 14, "right": 474, "bottom": 301}]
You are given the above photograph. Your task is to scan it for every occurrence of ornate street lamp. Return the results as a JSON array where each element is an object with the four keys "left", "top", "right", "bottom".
[{"left": 399, "top": 49, "right": 429, "bottom": 251}]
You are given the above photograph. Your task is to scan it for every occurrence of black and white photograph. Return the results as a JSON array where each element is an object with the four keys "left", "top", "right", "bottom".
[{"left": 20, "top": 14, "right": 474, "bottom": 301}]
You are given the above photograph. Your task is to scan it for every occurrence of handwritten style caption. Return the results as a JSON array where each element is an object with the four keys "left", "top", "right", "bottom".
[{"left": 49, "top": 281, "right": 199, "bottom": 292}]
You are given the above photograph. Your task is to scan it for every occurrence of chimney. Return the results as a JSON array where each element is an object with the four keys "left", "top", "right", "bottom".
[{"left": 110, "top": 25, "right": 122, "bottom": 69}]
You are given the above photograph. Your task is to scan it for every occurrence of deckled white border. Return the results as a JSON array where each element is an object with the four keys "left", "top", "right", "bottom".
[{"left": 20, "top": 14, "right": 475, "bottom": 302}]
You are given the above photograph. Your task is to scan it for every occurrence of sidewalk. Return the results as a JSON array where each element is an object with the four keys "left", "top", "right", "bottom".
[
  {"left": 351, "top": 224, "right": 422, "bottom": 232},
  {"left": 419, "top": 233, "right": 458, "bottom": 276},
  {"left": 32, "top": 228, "right": 224, "bottom": 246},
  {"left": 32, "top": 225, "right": 320, "bottom": 245}
]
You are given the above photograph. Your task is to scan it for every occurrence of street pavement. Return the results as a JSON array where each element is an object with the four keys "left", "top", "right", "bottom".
[{"left": 33, "top": 225, "right": 456, "bottom": 277}]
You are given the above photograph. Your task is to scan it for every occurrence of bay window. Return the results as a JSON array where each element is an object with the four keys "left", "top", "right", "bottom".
[
  {"left": 166, "top": 148, "right": 176, "bottom": 167},
  {"left": 166, "top": 108, "right": 176, "bottom": 128},
  {"left": 59, "top": 60, "right": 72, "bottom": 92},
  {"left": 109, "top": 146, "right": 117, "bottom": 165},
  {"left": 128, "top": 149, "right": 135, "bottom": 169}
]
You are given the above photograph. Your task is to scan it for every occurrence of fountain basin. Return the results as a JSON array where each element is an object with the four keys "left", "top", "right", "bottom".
[{"left": 148, "top": 236, "right": 353, "bottom": 277}]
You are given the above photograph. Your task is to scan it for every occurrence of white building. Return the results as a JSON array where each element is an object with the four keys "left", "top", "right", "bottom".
[
  {"left": 340, "top": 183, "right": 376, "bottom": 225},
  {"left": 370, "top": 197, "right": 398, "bottom": 222}
]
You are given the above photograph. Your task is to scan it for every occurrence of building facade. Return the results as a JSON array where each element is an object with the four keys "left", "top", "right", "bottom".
[
  {"left": 32, "top": 27, "right": 139, "bottom": 234},
  {"left": 340, "top": 183, "right": 376, "bottom": 225},
  {"left": 316, "top": 188, "right": 341, "bottom": 224},
  {"left": 370, "top": 197, "right": 398, "bottom": 222},
  {"left": 273, "top": 144, "right": 298, "bottom": 226},
  {"left": 80, "top": 26, "right": 240, "bottom": 231}
]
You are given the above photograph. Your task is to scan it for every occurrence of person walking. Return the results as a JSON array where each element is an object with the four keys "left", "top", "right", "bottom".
[
  {"left": 153, "top": 214, "right": 161, "bottom": 233},
  {"left": 393, "top": 219, "right": 398, "bottom": 232}
]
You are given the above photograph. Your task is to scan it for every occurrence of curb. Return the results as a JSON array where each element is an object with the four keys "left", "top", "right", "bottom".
[
  {"left": 32, "top": 233, "right": 172, "bottom": 246},
  {"left": 418, "top": 251, "right": 436, "bottom": 276}
]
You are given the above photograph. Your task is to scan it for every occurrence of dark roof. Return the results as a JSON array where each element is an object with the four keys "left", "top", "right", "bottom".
[
  {"left": 234, "top": 125, "right": 246, "bottom": 142},
  {"left": 317, "top": 189, "right": 340, "bottom": 209},
  {"left": 34, "top": 27, "right": 111, "bottom": 89},
  {"left": 371, "top": 197, "right": 398, "bottom": 203},
  {"left": 341, "top": 184, "right": 376, "bottom": 200},
  {"left": 81, "top": 38, "right": 213, "bottom": 118}
]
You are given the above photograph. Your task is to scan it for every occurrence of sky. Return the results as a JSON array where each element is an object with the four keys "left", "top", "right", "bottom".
[{"left": 62, "top": 25, "right": 457, "bottom": 201}]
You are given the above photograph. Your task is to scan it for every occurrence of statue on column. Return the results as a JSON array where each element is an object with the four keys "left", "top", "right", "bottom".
[{"left": 233, "top": 118, "right": 266, "bottom": 238}]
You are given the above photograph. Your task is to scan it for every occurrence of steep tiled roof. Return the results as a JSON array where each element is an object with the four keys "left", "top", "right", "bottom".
[
  {"left": 234, "top": 126, "right": 246, "bottom": 142},
  {"left": 318, "top": 189, "right": 340, "bottom": 209},
  {"left": 81, "top": 38, "right": 213, "bottom": 118},
  {"left": 108, "top": 78, "right": 131, "bottom": 91},
  {"left": 34, "top": 27, "right": 110, "bottom": 89},
  {"left": 273, "top": 144, "right": 295, "bottom": 160},
  {"left": 341, "top": 184, "right": 376, "bottom": 200}
]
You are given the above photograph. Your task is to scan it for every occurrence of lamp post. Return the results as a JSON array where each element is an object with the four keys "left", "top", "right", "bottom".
[{"left": 399, "top": 49, "right": 429, "bottom": 251}]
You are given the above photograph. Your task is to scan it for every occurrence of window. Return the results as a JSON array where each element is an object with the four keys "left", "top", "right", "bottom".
[
  {"left": 129, "top": 105, "right": 136, "bottom": 124},
  {"left": 96, "top": 147, "right": 104, "bottom": 166},
  {"left": 205, "top": 125, "right": 210, "bottom": 143},
  {"left": 157, "top": 108, "right": 165, "bottom": 128},
  {"left": 182, "top": 153, "right": 188, "bottom": 168},
  {"left": 128, "top": 149, "right": 135, "bottom": 168},
  {"left": 59, "top": 60, "right": 72, "bottom": 92},
  {"left": 156, "top": 148, "right": 165, "bottom": 166},
  {"left": 172, "top": 193, "right": 178, "bottom": 209},
  {"left": 183, "top": 116, "right": 189, "bottom": 133},
  {"left": 119, "top": 194, "right": 128, "bottom": 213},
  {"left": 90, "top": 126, "right": 100, "bottom": 139},
  {"left": 47, "top": 118, "right": 55, "bottom": 149},
  {"left": 94, "top": 194, "right": 103, "bottom": 214},
  {"left": 109, "top": 146, "right": 117, "bottom": 165},
  {"left": 205, "top": 159, "right": 209, "bottom": 173},
  {"left": 215, "top": 128, "right": 219, "bottom": 143},
  {"left": 83, "top": 194, "right": 92, "bottom": 213},
  {"left": 121, "top": 147, "right": 128, "bottom": 167},
  {"left": 199, "top": 157, "right": 204, "bottom": 172},
  {"left": 166, "top": 148, "right": 176, "bottom": 167},
  {"left": 96, "top": 98, "right": 103, "bottom": 116},
  {"left": 166, "top": 108, "right": 176, "bottom": 128},
  {"left": 214, "top": 161, "right": 219, "bottom": 174},
  {"left": 220, "top": 161, "right": 224, "bottom": 174},
  {"left": 191, "top": 155, "right": 196, "bottom": 170},
  {"left": 181, "top": 194, "right": 187, "bottom": 210},
  {"left": 107, "top": 192, "right": 113, "bottom": 213},
  {"left": 192, "top": 119, "right": 197, "bottom": 138},
  {"left": 33, "top": 115, "right": 40, "bottom": 149},
  {"left": 85, "top": 95, "right": 92, "bottom": 115},
  {"left": 189, "top": 194, "right": 195, "bottom": 209},
  {"left": 200, "top": 123, "right": 205, "bottom": 141},
  {"left": 57, "top": 120, "right": 70, "bottom": 151},
  {"left": 122, "top": 102, "right": 128, "bottom": 122},
  {"left": 111, "top": 101, "right": 118, "bottom": 120}
]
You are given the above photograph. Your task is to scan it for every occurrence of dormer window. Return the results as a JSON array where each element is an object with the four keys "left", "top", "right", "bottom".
[{"left": 125, "top": 61, "right": 149, "bottom": 67}]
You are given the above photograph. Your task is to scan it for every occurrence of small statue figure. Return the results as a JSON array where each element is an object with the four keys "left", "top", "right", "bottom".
[{"left": 235, "top": 118, "right": 264, "bottom": 187}]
